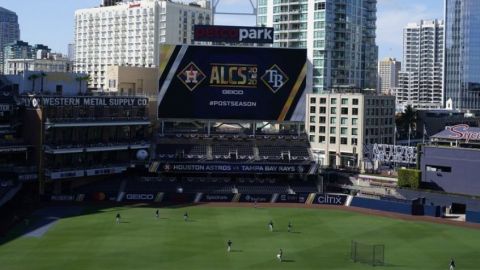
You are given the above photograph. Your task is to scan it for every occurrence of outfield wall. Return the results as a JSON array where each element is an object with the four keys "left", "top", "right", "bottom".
[
  {"left": 48, "top": 192, "right": 474, "bottom": 223},
  {"left": 350, "top": 197, "right": 413, "bottom": 215}
]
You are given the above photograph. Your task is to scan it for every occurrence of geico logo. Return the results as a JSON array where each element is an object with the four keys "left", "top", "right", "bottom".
[
  {"left": 222, "top": 89, "right": 244, "bottom": 95},
  {"left": 317, "top": 195, "right": 343, "bottom": 204},
  {"left": 239, "top": 28, "right": 273, "bottom": 41},
  {"left": 126, "top": 194, "right": 154, "bottom": 200}
]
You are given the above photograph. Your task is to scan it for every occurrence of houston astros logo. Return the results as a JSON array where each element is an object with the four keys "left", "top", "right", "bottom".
[
  {"left": 261, "top": 65, "right": 289, "bottom": 93},
  {"left": 177, "top": 62, "right": 206, "bottom": 91}
]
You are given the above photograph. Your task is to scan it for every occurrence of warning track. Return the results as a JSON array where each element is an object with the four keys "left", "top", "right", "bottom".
[{"left": 196, "top": 202, "right": 480, "bottom": 230}]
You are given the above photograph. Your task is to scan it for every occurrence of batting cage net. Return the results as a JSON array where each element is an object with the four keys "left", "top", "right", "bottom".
[{"left": 350, "top": 240, "right": 385, "bottom": 266}]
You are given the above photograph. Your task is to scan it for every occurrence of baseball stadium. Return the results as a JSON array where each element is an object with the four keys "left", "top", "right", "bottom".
[{"left": 1, "top": 44, "right": 480, "bottom": 270}]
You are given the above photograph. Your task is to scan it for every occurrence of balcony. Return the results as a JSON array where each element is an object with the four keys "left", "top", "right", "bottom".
[
  {"left": 45, "top": 164, "right": 129, "bottom": 180},
  {"left": 44, "top": 141, "right": 150, "bottom": 154},
  {"left": 45, "top": 117, "right": 150, "bottom": 128}
]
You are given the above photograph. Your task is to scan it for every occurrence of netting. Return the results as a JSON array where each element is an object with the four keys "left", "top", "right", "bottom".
[{"left": 350, "top": 240, "right": 384, "bottom": 266}]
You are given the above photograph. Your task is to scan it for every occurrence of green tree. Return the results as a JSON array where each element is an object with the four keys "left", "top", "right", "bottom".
[
  {"left": 75, "top": 75, "right": 91, "bottom": 93},
  {"left": 39, "top": 72, "right": 47, "bottom": 93},
  {"left": 28, "top": 74, "right": 40, "bottom": 92},
  {"left": 396, "top": 105, "right": 417, "bottom": 139}
]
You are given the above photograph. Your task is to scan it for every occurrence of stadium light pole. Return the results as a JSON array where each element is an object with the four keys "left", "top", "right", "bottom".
[{"left": 212, "top": 0, "right": 258, "bottom": 25}]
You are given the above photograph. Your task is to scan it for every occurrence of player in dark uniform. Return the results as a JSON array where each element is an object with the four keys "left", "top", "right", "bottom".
[
  {"left": 116, "top": 213, "right": 121, "bottom": 224},
  {"left": 450, "top": 258, "right": 455, "bottom": 270},
  {"left": 227, "top": 240, "right": 232, "bottom": 252},
  {"left": 155, "top": 209, "right": 159, "bottom": 219},
  {"left": 268, "top": 220, "right": 274, "bottom": 232},
  {"left": 184, "top": 212, "right": 188, "bottom": 222},
  {"left": 287, "top": 221, "right": 292, "bottom": 232}
]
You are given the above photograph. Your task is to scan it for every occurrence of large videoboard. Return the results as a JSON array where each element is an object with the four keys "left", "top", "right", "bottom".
[{"left": 157, "top": 45, "right": 307, "bottom": 121}]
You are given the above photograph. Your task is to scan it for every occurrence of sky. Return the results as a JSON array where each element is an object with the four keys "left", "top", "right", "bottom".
[{"left": 1, "top": 0, "right": 443, "bottom": 61}]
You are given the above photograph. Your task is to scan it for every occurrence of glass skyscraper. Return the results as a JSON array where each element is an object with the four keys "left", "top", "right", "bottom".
[
  {"left": 258, "top": 0, "right": 378, "bottom": 93},
  {"left": 444, "top": 0, "right": 480, "bottom": 110},
  {"left": 0, "top": 7, "right": 20, "bottom": 74}
]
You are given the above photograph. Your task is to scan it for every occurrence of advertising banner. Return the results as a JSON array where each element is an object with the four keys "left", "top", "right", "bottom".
[
  {"left": 19, "top": 96, "right": 148, "bottom": 108},
  {"left": 239, "top": 194, "right": 272, "bottom": 203},
  {"left": 277, "top": 193, "right": 309, "bottom": 203},
  {"left": 163, "top": 193, "right": 196, "bottom": 204},
  {"left": 157, "top": 163, "right": 311, "bottom": 174},
  {"left": 199, "top": 193, "right": 234, "bottom": 202},
  {"left": 158, "top": 45, "right": 307, "bottom": 121},
  {"left": 312, "top": 194, "right": 348, "bottom": 205},
  {"left": 124, "top": 193, "right": 156, "bottom": 202},
  {"left": 194, "top": 25, "right": 274, "bottom": 44}
]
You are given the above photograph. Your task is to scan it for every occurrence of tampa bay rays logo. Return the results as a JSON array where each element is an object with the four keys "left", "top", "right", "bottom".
[
  {"left": 177, "top": 62, "right": 206, "bottom": 91},
  {"left": 261, "top": 65, "right": 289, "bottom": 93}
]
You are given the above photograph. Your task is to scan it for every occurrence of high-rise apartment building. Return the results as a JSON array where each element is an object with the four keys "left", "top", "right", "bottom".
[
  {"left": 74, "top": 0, "right": 212, "bottom": 89},
  {"left": 444, "top": 0, "right": 480, "bottom": 111},
  {"left": 378, "top": 58, "right": 401, "bottom": 95},
  {"left": 397, "top": 20, "right": 444, "bottom": 110},
  {"left": 0, "top": 7, "right": 20, "bottom": 74},
  {"left": 67, "top": 43, "right": 75, "bottom": 62},
  {"left": 2, "top": 41, "right": 60, "bottom": 74},
  {"left": 258, "top": 0, "right": 378, "bottom": 93}
]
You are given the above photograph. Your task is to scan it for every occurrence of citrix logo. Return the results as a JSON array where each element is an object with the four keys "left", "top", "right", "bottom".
[{"left": 317, "top": 194, "right": 343, "bottom": 205}]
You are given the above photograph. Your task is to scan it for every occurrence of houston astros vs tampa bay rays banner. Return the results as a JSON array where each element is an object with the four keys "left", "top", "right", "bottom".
[{"left": 157, "top": 45, "right": 307, "bottom": 121}]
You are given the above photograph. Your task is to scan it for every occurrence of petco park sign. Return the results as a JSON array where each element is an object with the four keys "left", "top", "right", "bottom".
[{"left": 194, "top": 25, "right": 274, "bottom": 44}]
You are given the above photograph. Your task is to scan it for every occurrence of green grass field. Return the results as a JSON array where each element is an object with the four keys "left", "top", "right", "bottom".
[{"left": 1, "top": 205, "right": 479, "bottom": 270}]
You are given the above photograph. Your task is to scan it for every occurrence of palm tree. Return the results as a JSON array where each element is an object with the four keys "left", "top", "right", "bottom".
[
  {"left": 75, "top": 75, "right": 91, "bottom": 94},
  {"left": 396, "top": 105, "right": 417, "bottom": 139},
  {"left": 28, "top": 74, "right": 40, "bottom": 92},
  {"left": 39, "top": 72, "right": 47, "bottom": 93}
]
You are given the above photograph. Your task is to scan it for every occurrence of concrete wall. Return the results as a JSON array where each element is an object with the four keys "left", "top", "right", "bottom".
[
  {"left": 104, "top": 66, "right": 158, "bottom": 97},
  {"left": 421, "top": 146, "right": 480, "bottom": 196}
]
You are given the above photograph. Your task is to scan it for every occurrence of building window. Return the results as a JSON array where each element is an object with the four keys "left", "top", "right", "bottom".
[
  {"left": 309, "top": 135, "right": 315, "bottom": 142},
  {"left": 330, "top": 137, "right": 336, "bottom": 144},
  {"left": 320, "top": 98, "right": 326, "bottom": 104},
  {"left": 320, "top": 107, "right": 326, "bottom": 113},
  {"left": 352, "top": 108, "right": 358, "bottom": 115},
  {"left": 319, "top": 126, "right": 326, "bottom": 133},
  {"left": 310, "top": 116, "right": 316, "bottom": 123},
  {"left": 341, "top": 117, "right": 348, "bottom": 125},
  {"left": 341, "top": 98, "right": 348, "bottom": 105},
  {"left": 352, "top": 118, "right": 358, "bottom": 125},
  {"left": 319, "top": 136, "right": 326, "bottom": 143},
  {"left": 310, "top": 97, "right": 316, "bottom": 104},
  {"left": 340, "top": 137, "right": 348, "bottom": 145},
  {"left": 352, "top": 128, "right": 358, "bottom": 136},
  {"left": 426, "top": 165, "right": 452, "bottom": 173},
  {"left": 331, "top": 107, "right": 337, "bottom": 114},
  {"left": 341, "top": 127, "right": 347, "bottom": 135},
  {"left": 351, "top": 138, "right": 358, "bottom": 145},
  {"left": 330, "top": 117, "right": 336, "bottom": 124},
  {"left": 310, "top": 126, "right": 316, "bottom": 133},
  {"left": 341, "top": 108, "right": 348, "bottom": 115},
  {"left": 319, "top": 116, "right": 326, "bottom": 123},
  {"left": 331, "top": 98, "right": 337, "bottom": 105},
  {"left": 310, "top": 106, "right": 316, "bottom": 113},
  {"left": 353, "top": 98, "right": 359, "bottom": 105}
]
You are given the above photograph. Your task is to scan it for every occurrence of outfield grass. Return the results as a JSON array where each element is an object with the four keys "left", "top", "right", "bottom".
[{"left": 1, "top": 205, "right": 479, "bottom": 269}]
